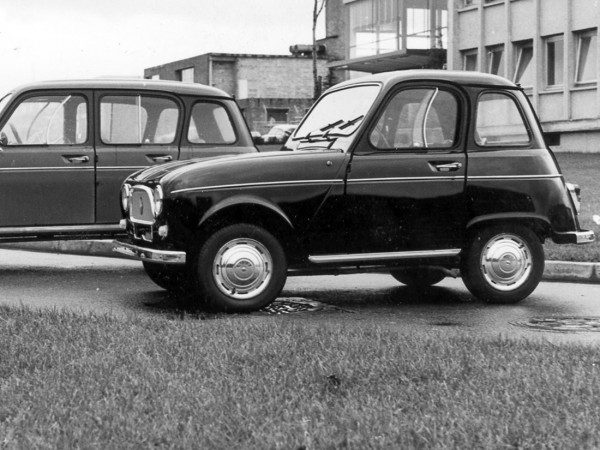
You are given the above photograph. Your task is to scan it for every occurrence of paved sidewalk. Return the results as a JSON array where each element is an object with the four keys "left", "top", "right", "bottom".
[{"left": 2, "top": 240, "right": 599, "bottom": 284}]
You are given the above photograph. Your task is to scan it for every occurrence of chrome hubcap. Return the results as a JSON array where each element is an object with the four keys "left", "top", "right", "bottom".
[
  {"left": 213, "top": 238, "right": 272, "bottom": 300},
  {"left": 481, "top": 234, "right": 532, "bottom": 291}
]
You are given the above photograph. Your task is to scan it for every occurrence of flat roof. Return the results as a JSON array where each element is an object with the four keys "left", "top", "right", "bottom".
[
  {"left": 330, "top": 69, "right": 517, "bottom": 92},
  {"left": 6, "top": 78, "right": 230, "bottom": 98}
]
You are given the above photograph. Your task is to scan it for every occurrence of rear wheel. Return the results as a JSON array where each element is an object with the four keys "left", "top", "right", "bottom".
[
  {"left": 461, "top": 224, "right": 544, "bottom": 303},
  {"left": 192, "top": 224, "right": 287, "bottom": 312},
  {"left": 390, "top": 267, "right": 445, "bottom": 288},
  {"left": 142, "top": 261, "right": 187, "bottom": 291}
]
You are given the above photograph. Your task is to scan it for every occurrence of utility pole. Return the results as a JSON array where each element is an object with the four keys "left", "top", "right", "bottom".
[{"left": 312, "top": 0, "right": 327, "bottom": 101}]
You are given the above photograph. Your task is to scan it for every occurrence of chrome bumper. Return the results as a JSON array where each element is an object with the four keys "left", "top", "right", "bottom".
[
  {"left": 552, "top": 230, "right": 595, "bottom": 245},
  {"left": 113, "top": 241, "right": 186, "bottom": 264}
]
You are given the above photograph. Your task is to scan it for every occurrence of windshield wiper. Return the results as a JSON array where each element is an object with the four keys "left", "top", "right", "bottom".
[{"left": 295, "top": 114, "right": 366, "bottom": 141}]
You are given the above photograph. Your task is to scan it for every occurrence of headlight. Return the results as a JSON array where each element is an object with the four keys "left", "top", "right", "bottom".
[
  {"left": 120, "top": 183, "right": 131, "bottom": 212},
  {"left": 153, "top": 185, "right": 163, "bottom": 217}
]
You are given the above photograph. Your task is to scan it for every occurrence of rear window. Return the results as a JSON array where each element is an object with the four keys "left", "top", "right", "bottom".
[
  {"left": 187, "top": 102, "right": 236, "bottom": 145},
  {"left": 475, "top": 92, "right": 530, "bottom": 147}
]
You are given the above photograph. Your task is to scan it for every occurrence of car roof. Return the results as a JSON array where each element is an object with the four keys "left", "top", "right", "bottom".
[
  {"left": 6, "top": 78, "right": 231, "bottom": 98},
  {"left": 328, "top": 69, "right": 516, "bottom": 93}
]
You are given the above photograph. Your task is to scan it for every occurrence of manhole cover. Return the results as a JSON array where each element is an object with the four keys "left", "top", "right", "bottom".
[
  {"left": 260, "top": 297, "right": 325, "bottom": 315},
  {"left": 514, "top": 317, "right": 600, "bottom": 332}
]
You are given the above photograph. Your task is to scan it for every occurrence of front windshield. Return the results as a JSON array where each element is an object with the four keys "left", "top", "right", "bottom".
[
  {"left": 294, "top": 84, "right": 380, "bottom": 139},
  {"left": 0, "top": 93, "right": 13, "bottom": 115}
]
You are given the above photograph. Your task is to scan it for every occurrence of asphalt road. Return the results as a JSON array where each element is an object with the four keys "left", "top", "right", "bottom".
[{"left": 1, "top": 248, "right": 600, "bottom": 345}]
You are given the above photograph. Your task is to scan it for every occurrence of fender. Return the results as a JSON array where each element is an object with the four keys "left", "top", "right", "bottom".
[
  {"left": 198, "top": 194, "right": 294, "bottom": 229},
  {"left": 466, "top": 212, "right": 551, "bottom": 232}
]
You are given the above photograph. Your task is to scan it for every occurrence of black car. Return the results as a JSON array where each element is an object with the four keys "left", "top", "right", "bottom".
[{"left": 115, "top": 70, "right": 594, "bottom": 312}]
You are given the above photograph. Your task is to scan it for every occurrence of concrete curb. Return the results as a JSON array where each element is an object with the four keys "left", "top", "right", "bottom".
[{"left": 1, "top": 240, "right": 599, "bottom": 284}]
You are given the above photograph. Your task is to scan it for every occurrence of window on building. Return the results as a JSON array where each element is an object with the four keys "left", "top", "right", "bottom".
[
  {"left": 575, "top": 29, "right": 598, "bottom": 84},
  {"left": 462, "top": 0, "right": 478, "bottom": 6},
  {"left": 475, "top": 92, "right": 530, "bottom": 147},
  {"left": 188, "top": 102, "right": 236, "bottom": 145},
  {"left": 100, "top": 95, "right": 179, "bottom": 145},
  {"left": 348, "top": 0, "right": 447, "bottom": 58},
  {"left": 513, "top": 41, "right": 534, "bottom": 87},
  {"left": 486, "top": 45, "right": 504, "bottom": 75},
  {"left": 0, "top": 94, "right": 87, "bottom": 146},
  {"left": 176, "top": 67, "right": 194, "bottom": 83},
  {"left": 545, "top": 35, "right": 564, "bottom": 87},
  {"left": 369, "top": 88, "right": 459, "bottom": 150},
  {"left": 462, "top": 49, "right": 478, "bottom": 71}
]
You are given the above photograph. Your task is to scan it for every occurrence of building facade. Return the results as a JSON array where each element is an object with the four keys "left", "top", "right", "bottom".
[
  {"left": 318, "top": 0, "right": 448, "bottom": 82},
  {"left": 145, "top": 53, "right": 328, "bottom": 134},
  {"left": 448, "top": 0, "right": 600, "bottom": 152}
]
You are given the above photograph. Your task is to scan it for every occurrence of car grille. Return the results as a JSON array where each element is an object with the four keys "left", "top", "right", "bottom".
[{"left": 130, "top": 186, "right": 155, "bottom": 225}]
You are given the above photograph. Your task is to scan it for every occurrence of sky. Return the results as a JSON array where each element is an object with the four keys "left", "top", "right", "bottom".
[{"left": 0, "top": 0, "right": 323, "bottom": 94}]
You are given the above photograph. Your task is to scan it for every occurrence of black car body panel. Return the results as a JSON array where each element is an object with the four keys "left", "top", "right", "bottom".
[{"left": 116, "top": 70, "right": 594, "bottom": 310}]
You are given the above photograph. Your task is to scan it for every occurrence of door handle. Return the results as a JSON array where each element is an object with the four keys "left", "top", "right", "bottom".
[
  {"left": 432, "top": 162, "right": 462, "bottom": 172},
  {"left": 65, "top": 155, "right": 90, "bottom": 163},
  {"left": 150, "top": 155, "right": 173, "bottom": 163}
]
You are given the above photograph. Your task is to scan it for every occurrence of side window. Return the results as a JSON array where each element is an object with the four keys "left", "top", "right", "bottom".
[
  {"left": 0, "top": 94, "right": 87, "bottom": 145},
  {"left": 188, "top": 102, "right": 236, "bottom": 145},
  {"left": 475, "top": 92, "right": 530, "bottom": 147},
  {"left": 369, "top": 88, "right": 458, "bottom": 150},
  {"left": 100, "top": 95, "right": 179, "bottom": 144}
]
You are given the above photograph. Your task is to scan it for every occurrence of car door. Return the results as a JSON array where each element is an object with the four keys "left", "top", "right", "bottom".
[
  {"left": 94, "top": 91, "right": 182, "bottom": 223},
  {"left": 343, "top": 83, "right": 468, "bottom": 255},
  {"left": 0, "top": 90, "right": 94, "bottom": 227}
]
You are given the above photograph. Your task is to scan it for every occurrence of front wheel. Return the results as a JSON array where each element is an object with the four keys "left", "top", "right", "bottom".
[
  {"left": 461, "top": 224, "right": 544, "bottom": 304},
  {"left": 193, "top": 224, "right": 287, "bottom": 312}
]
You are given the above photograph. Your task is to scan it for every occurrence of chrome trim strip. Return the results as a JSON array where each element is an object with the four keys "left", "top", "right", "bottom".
[
  {"left": 98, "top": 166, "right": 146, "bottom": 170},
  {"left": 113, "top": 241, "right": 186, "bottom": 264},
  {"left": 0, "top": 167, "right": 94, "bottom": 171},
  {"left": 308, "top": 249, "right": 462, "bottom": 264},
  {"left": 0, "top": 224, "right": 121, "bottom": 235},
  {"left": 468, "top": 174, "right": 561, "bottom": 180},
  {"left": 171, "top": 179, "right": 345, "bottom": 194},
  {"left": 348, "top": 176, "right": 463, "bottom": 183}
]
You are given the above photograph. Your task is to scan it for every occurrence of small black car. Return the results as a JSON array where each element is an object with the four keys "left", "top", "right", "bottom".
[{"left": 115, "top": 70, "right": 594, "bottom": 312}]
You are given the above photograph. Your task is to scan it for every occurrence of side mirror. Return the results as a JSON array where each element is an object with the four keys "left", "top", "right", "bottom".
[
  {"left": 543, "top": 132, "right": 560, "bottom": 147},
  {"left": 0, "top": 132, "right": 7, "bottom": 147}
]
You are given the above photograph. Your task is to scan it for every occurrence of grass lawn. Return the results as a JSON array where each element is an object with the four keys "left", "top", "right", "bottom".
[
  {"left": 2, "top": 306, "right": 600, "bottom": 448},
  {"left": 544, "top": 152, "right": 600, "bottom": 262}
]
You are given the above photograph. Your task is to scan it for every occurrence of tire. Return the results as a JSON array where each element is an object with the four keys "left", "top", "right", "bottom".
[
  {"left": 192, "top": 224, "right": 287, "bottom": 312},
  {"left": 461, "top": 224, "right": 544, "bottom": 304},
  {"left": 142, "top": 261, "right": 187, "bottom": 292},
  {"left": 390, "top": 267, "right": 445, "bottom": 288}
]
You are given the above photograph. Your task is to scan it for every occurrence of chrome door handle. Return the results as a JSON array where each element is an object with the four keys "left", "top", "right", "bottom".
[
  {"left": 432, "top": 162, "right": 462, "bottom": 172},
  {"left": 66, "top": 155, "right": 90, "bottom": 163},
  {"left": 150, "top": 155, "right": 173, "bottom": 163}
]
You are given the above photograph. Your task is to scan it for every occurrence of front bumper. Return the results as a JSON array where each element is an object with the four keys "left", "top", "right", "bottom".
[
  {"left": 113, "top": 240, "right": 186, "bottom": 264},
  {"left": 552, "top": 229, "right": 596, "bottom": 245}
]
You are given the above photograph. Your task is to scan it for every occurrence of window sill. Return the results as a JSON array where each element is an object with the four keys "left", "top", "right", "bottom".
[
  {"left": 539, "top": 87, "right": 564, "bottom": 95},
  {"left": 457, "top": 5, "right": 478, "bottom": 12},
  {"left": 483, "top": 1, "right": 504, "bottom": 7},
  {"left": 571, "top": 83, "right": 597, "bottom": 92}
]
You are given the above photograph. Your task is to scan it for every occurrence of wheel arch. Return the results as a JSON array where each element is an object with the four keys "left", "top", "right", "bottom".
[
  {"left": 466, "top": 213, "right": 552, "bottom": 243},
  {"left": 196, "top": 196, "right": 301, "bottom": 261}
]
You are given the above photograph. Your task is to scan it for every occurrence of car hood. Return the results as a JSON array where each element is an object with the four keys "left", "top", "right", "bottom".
[{"left": 135, "top": 150, "right": 349, "bottom": 195}]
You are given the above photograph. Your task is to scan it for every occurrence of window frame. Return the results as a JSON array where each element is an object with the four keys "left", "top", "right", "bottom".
[
  {"left": 185, "top": 99, "right": 239, "bottom": 146},
  {"left": 513, "top": 41, "right": 534, "bottom": 88},
  {"left": 462, "top": 49, "right": 478, "bottom": 71},
  {"left": 97, "top": 92, "right": 183, "bottom": 147},
  {"left": 544, "top": 34, "right": 565, "bottom": 89},
  {"left": 575, "top": 28, "right": 598, "bottom": 85},
  {"left": 473, "top": 89, "right": 533, "bottom": 150},
  {"left": 365, "top": 83, "right": 464, "bottom": 154},
  {"left": 486, "top": 44, "right": 504, "bottom": 76},
  {"left": 0, "top": 90, "right": 91, "bottom": 148}
]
